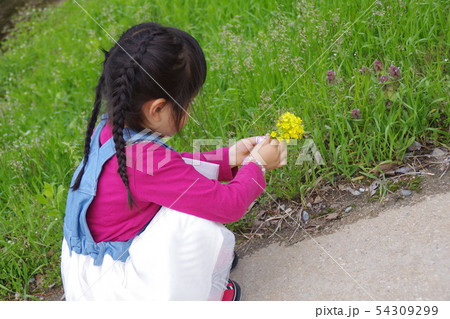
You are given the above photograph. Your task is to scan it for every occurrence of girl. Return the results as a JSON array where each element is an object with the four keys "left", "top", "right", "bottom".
[{"left": 61, "top": 22, "right": 286, "bottom": 301}]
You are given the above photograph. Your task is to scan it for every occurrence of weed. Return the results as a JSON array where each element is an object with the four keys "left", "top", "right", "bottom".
[
  {"left": 408, "top": 176, "right": 424, "bottom": 192},
  {"left": 227, "top": 212, "right": 256, "bottom": 233}
]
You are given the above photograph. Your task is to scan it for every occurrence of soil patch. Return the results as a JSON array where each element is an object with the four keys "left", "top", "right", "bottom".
[
  {"left": 0, "top": 0, "right": 62, "bottom": 41},
  {"left": 235, "top": 145, "right": 450, "bottom": 257}
]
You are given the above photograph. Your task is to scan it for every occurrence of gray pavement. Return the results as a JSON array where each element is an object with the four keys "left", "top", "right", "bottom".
[{"left": 232, "top": 191, "right": 450, "bottom": 300}]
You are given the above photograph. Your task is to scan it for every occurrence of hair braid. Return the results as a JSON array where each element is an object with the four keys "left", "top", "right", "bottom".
[
  {"left": 111, "top": 63, "right": 138, "bottom": 209},
  {"left": 71, "top": 74, "right": 105, "bottom": 190},
  {"left": 108, "top": 34, "right": 155, "bottom": 209}
]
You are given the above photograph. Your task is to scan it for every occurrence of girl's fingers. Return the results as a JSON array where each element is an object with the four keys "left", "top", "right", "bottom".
[
  {"left": 280, "top": 150, "right": 288, "bottom": 166},
  {"left": 255, "top": 135, "right": 268, "bottom": 144},
  {"left": 269, "top": 138, "right": 280, "bottom": 146},
  {"left": 252, "top": 136, "right": 270, "bottom": 153},
  {"left": 246, "top": 136, "right": 258, "bottom": 146},
  {"left": 278, "top": 141, "right": 287, "bottom": 166}
]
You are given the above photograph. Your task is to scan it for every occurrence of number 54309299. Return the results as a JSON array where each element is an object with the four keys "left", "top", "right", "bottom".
[{"left": 375, "top": 305, "right": 438, "bottom": 316}]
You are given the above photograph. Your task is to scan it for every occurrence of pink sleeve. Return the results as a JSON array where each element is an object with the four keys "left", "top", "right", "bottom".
[
  {"left": 128, "top": 144, "right": 265, "bottom": 223},
  {"left": 179, "top": 147, "right": 237, "bottom": 182}
]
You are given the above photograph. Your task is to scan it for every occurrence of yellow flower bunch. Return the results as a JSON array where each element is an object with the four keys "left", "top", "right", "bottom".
[{"left": 270, "top": 112, "right": 304, "bottom": 143}]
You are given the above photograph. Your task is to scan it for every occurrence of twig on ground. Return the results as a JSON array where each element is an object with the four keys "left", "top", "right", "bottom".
[
  {"left": 288, "top": 220, "right": 305, "bottom": 242},
  {"left": 439, "top": 164, "right": 449, "bottom": 179},
  {"left": 269, "top": 218, "right": 284, "bottom": 238}
]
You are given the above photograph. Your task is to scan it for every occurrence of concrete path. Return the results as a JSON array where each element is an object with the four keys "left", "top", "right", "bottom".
[{"left": 232, "top": 191, "right": 450, "bottom": 300}]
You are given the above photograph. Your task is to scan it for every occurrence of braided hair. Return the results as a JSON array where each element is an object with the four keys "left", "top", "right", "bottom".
[{"left": 72, "top": 22, "right": 207, "bottom": 209}]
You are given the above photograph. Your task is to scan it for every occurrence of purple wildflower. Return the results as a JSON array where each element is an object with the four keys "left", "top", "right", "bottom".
[
  {"left": 351, "top": 108, "right": 361, "bottom": 119},
  {"left": 379, "top": 75, "right": 389, "bottom": 83},
  {"left": 359, "top": 66, "right": 366, "bottom": 75},
  {"left": 326, "top": 70, "right": 336, "bottom": 84},
  {"left": 373, "top": 59, "right": 384, "bottom": 73},
  {"left": 389, "top": 65, "right": 401, "bottom": 79}
]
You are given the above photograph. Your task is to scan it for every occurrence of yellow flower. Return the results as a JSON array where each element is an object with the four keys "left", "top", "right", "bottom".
[{"left": 270, "top": 112, "right": 304, "bottom": 143}]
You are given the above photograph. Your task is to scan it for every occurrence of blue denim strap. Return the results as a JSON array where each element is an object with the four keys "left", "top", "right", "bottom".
[
  {"left": 99, "top": 113, "right": 176, "bottom": 151},
  {"left": 123, "top": 127, "right": 176, "bottom": 151},
  {"left": 64, "top": 114, "right": 177, "bottom": 266}
]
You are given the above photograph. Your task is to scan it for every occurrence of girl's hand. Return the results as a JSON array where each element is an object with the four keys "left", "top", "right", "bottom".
[
  {"left": 249, "top": 137, "right": 287, "bottom": 171},
  {"left": 229, "top": 136, "right": 267, "bottom": 168}
]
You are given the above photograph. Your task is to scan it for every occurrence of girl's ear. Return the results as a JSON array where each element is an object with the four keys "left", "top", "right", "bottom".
[{"left": 142, "top": 98, "right": 167, "bottom": 123}]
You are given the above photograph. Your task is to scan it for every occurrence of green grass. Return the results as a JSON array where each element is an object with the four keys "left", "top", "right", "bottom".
[{"left": 0, "top": 0, "right": 449, "bottom": 299}]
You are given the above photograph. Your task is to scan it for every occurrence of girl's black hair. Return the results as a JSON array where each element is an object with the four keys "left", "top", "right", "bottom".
[{"left": 71, "top": 22, "right": 207, "bottom": 209}]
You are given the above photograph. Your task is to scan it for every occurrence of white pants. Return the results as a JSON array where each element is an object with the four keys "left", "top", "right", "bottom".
[{"left": 61, "top": 206, "right": 235, "bottom": 301}]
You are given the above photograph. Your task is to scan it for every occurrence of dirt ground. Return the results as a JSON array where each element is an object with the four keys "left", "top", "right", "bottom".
[{"left": 235, "top": 146, "right": 450, "bottom": 258}]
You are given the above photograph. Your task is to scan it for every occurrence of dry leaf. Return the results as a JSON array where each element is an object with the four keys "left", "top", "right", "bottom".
[
  {"left": 326, "top": 213, "right": 339, "bottom": 221},
  {"left": 371, "top": 162, "right": 397, "bottom": 174}
]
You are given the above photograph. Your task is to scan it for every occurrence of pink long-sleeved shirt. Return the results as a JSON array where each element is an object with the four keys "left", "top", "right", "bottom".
[{"left": 86, "top": 123, "right": 266, "bottom": 243}]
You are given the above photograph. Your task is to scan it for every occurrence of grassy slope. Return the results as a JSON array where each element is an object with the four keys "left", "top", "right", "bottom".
[{"left": 0, "top": 0, "right": 448, "bottom": 299}]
